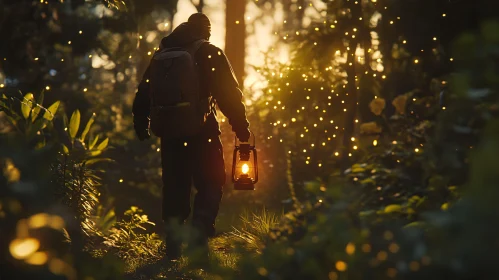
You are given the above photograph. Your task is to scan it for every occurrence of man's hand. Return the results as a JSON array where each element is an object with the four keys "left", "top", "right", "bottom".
[
  {"left": 134, "top": 117, "right": 151, "bottom": 141},
  {"left": 236, "top": 127, "right": 251, "bottom": 142}
]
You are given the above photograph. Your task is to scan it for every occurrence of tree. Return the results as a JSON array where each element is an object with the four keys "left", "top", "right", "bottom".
[{"left": 225, "top": 0, "right": 246, "bottom": 85}]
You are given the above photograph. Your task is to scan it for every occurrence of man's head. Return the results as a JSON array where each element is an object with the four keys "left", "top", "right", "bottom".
[{"left": 188, "top": 13, "right": 211, "bottom": 40}]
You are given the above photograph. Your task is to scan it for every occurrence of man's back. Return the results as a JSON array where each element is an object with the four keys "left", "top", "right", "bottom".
[
  {"left": 131, "top": 13, "right": 251, "bottom": 261},
  {"left": 133, "top": 22, "right": 249, "bottom": 139}
]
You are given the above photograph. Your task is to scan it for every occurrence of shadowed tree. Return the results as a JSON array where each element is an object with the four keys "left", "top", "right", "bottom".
[{"left": 225, "top": 0, "right": 246, "bottom": 85}]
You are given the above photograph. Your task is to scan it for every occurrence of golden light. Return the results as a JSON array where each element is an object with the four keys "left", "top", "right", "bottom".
[
  {"left": 9, "top": 238, "right": 40, "bottom": 259},
  {"left": 373, "top": 140, "right": 378, "bottom": 146},
  {"left": 25, "top": 252, "right": 48, "bottom": 265},
  {"left": 335, "top": 261, "right": 347, "bottom": 271},
  {"left": 346, "top": 242, "right": 356, "bottom": 255},
  {"left": 242, "top": 163, "right": 250, "bottom": 174},
  {"left": 28, "top": 213, "right": 49, "bottom": 229},
  {"left": 48, "top": 215, "right": 65, "bottom": 230}
]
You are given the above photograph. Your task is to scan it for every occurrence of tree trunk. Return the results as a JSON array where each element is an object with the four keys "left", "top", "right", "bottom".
[{"left": 225, "top": 0, "right": 246, "bottom": 85}]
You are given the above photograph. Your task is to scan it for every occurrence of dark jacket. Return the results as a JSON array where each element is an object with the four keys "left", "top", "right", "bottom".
[{"left": 132, "top": 23, "right": 249, "bottom": 136}]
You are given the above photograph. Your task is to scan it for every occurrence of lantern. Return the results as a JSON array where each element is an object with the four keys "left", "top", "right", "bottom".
[{"left": 232, "top": 134, "right": 258, "bottom": 190}]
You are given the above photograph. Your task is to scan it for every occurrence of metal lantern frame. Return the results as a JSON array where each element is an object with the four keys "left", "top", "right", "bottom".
[{"left": 232, "top": 133, "right": 258, "bottom": 190}]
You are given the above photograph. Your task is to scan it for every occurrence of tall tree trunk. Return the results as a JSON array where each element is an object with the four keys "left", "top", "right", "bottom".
[{"left": 225, "top": 0, "right": 246, "bottom": 85}]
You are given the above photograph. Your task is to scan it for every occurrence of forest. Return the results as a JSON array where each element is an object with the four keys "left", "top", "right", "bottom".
[{"left": 1, "top": 0, "right": 499, "bottom": 279}]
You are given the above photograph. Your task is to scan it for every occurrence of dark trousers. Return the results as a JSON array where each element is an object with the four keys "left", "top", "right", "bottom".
[{"left": 160, "top": 134, "right": 226, "bottom": 235}]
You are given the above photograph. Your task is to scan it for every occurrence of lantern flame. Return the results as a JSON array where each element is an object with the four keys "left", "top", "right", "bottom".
[{"left": 242, "top": 163, "right": 250, "bottom": 174}]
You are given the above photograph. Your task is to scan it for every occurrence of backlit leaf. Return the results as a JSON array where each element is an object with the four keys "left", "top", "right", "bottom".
[
  {"left": 21, "top": 93, "right": 34, "bottom": 119},
  {"left": 384, "top": 204, "right": 402, "bottom": 213},
  {"left": 81, "top": 114, "right": 95, "bottom": 142},
  {"left": 69, "top": 110, "right": 81, "bottom": 139},
  {"left": 43, "top": 101, "right": 60, "bottom": 121},
  {"left": 96, "top": 138, "right": 109, "bottom": 151},
  {"left": 89, "top": 135, "right": 99, "bottom": 150},
  {"left": 31, "top": 92, "right": 44, "bottom": 122},
  {"left": 62, "top": 144, "right": 70, "bottom": 154}
]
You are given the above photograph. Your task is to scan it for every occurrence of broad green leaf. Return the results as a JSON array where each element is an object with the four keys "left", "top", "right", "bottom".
[
  {"left": 31, "top": 105, "right": 42, "bottom": 123},
  {"left": 69, "top": 110, "right": 81, "bottom": 139},
  {"left": 89, "top": 135, "right": 99, "bottom": 150},
  {"left": 81, "top": 114, "right": 95, "bottom": 142},
  {"left": 43, "top": 101, "right": 60, "bottom": 121},
  {"left": 31, "top": 91, "right": 45, "bottom": 122},
  {"left": 384, "top": 204, "right": 402, "bottom": 213},
  {"left": 96, "top": 138, "right": 109, "bottom": 151},
  {"left": 88, "top": 150, "right": 102, "bottom": 157},
  {"left": 62, "top": 144, "right": 70, "bottom": 154},
  {"left": 21, "top": 93, "right": 34, "bottom": 119}
]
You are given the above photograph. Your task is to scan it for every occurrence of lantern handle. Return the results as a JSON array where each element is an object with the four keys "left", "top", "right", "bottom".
[{"left": 235, "top": 130, "right": 256, "bottom": 147}]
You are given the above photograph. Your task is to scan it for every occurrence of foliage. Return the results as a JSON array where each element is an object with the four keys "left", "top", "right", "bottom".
[
  {"left": 228, "top": 208, "right": 280, "bottom": 254},
  {"left": 0, "top": 91, "right": 60, "bottom": 144},
  {"left": 225, "top": 19, "right": 499, "bottom": 280},
  {"left": 91, "top": 206, "right": 163, "bottom": 272}
]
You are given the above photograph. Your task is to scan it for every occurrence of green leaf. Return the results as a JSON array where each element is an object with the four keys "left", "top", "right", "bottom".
[
  {"left": 31, "top": 91, "right": 44, "bottom": 122},
  {"left": 62, "top": 144, "right": 70, "bottom": 154},
  {"left": 384, "top": 204, "right": 402, "bottom": 213},
  {"left": 85, "top": 158, "right": 113, "bottom": 165},
  {"left": 43, "top": 101, "right": 60, "bottom": 121},
  {"left": 81, "top": 114, "right": 95, "bottom": 142},
  {"left": 88, "top": 150, "right": 103, "bottom": 157},
  {"left": 31, "top": 105, "right": 42, "bottom": 123},
  {"left": 96, "top": 138, "right": 109, "bottom": 151},
  {"left": 89, "top": 135, "right": 99, "bottom": 150},
  {"left": 21, "top": 93, "right": 34, "bottom": 119},
  {"left": 69, "top": 110, "right": 81, "bottom": 139}
]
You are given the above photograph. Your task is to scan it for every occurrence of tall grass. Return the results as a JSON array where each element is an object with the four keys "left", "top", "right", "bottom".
[{"left": 227, "top": 208, "right": 281, "bottom": 253}]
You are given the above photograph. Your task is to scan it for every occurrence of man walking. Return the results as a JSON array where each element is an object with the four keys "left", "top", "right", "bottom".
[{"left": 132, "top": 13, "right": 250, "bottom": 260}]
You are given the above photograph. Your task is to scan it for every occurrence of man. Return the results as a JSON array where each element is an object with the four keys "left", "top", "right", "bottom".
[{"left": 132, "top": 13, "right": 250, "bottom": 260}]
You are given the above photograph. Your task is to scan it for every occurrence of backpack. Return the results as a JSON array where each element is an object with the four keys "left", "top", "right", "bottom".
[{"left": 148, "top": 39, "right": 210, "bottom": 138}]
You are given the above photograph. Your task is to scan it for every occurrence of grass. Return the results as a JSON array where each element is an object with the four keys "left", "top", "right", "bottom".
[
  {"left": 124, "top": 208, "right": 281, "bottom": 279},
  {"left": 227, "top": 208, "right": 281, "bottom": 253}
]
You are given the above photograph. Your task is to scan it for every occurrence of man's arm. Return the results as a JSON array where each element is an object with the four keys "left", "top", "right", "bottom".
[
  {"left": 199, "top": 44, "right": 250, "bottom": 140},
  {"left": 132, "top": 66, "right": 151, "bottom": 140}
]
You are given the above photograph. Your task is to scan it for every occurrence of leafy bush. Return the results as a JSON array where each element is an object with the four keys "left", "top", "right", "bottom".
[
  {"left": 225, "top": 20, "right": 499, "bottom": 280},
  {"left": 91, "top": 206, "right": 163, "bottom": 272}
]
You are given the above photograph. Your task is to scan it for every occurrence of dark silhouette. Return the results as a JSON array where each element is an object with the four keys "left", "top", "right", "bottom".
[{"left": 132, "top": 13, "right": 250, "bottom": 260}]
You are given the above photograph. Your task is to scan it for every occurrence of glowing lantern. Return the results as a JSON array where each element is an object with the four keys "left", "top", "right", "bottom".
[{"left": 232, "top": 134, "right": 258, "bottom": 190}]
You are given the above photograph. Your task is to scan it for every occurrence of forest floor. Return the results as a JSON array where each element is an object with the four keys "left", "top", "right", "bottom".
[{"left": 124, "top": 235, "right": 239, "bottom": 280}]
